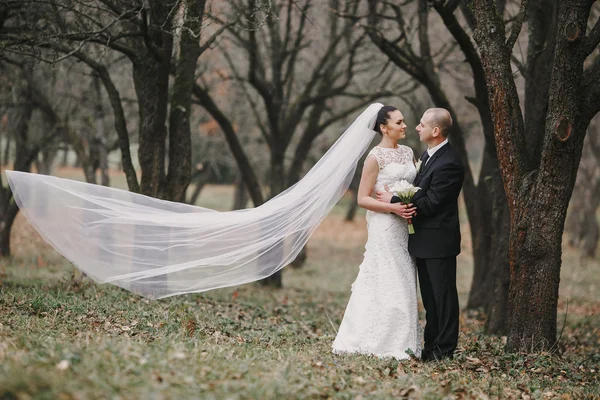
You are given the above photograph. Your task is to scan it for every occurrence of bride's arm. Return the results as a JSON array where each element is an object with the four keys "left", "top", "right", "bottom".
[{"left": 357, "top": 156, "right": 410, "bottom": 216}]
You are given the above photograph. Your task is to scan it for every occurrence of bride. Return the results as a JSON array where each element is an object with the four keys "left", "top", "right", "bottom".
[
  {"left": 332, "top": 106, "right": 421, "bottom": 360},
  {"left": 5, "top": 103, "right": 419, "bottom": 353}
]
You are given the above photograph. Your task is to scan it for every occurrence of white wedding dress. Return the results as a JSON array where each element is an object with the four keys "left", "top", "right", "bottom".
[{"left": 332, "top": 145, "right": 421, "bottom": 360}]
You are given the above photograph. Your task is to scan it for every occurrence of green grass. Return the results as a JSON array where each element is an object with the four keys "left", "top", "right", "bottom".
[{"left": 0, "top": 179, "right": 599, "bottom": 399}]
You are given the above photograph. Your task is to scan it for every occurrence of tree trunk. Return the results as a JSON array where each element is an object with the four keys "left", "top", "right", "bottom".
[
  {"left": 133, "top": 53, "right": 171, "bottom": 198},
  {"left": 34, "top": 148, "right": 53, "bottom": 175},
  {"left": 346, "top": 191, "right": 359, "bottom": 222},
  {"left": 582, "top": 203, "right": 599, "bottom": 258},
  {"left": 345, "top": 168, "right": 360, "bottom": 222},
  {"left": 188, "top": 167, "right": 214, "bottom": 205},
  {"left": 0, "top": 201, "right": 19, "bottom": 256},
  {"left": 484, "top": 171, "right": 510, "bottom": 334},
  {"left": 60, "top": 147, "right": 69, "bottom": 167},
  {"left": 466, "top": 150, "right": 495, "bottom": 310},
  {"left": 63, "top": 126, "right": 97, "bottom": 184},
  {"left": 2, "top": 131, "right": 10, "bottom": 167},
  {"left": 165, "top": 0, "right": 205, "bottom": 202},
  {"left": 92, "top": 62, "right": 138, "bottom": 192},
  {"left": 473, "top": 0, "right": 591, "bottom": 351},
  {"left": 232, "top": 176, "right": 249, "bottom": 210},
  {"left": 506, "top": 0, "right": 589, "bottom": 351},
  {"left": 1, "top": 77, "right": 35, "bottom": 257},
  {"left": 131, "top": 3, "right": 173, "bottom": 198},
  {"left": 93, "top": 76, "right": 110, "bottom": 186},
  {"left": 523, "top": 2, "right": 557, "bottom": 163},
  {"left": 260, "top": 150, "right": 286, "bottom": 287},
  {"left": 269, "top": 150, "right": 286, "bottom": 199}
]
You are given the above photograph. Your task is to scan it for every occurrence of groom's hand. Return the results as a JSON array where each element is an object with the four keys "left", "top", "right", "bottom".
[{"left": 376, "top": 189, "right": 393, "bottom": 203}]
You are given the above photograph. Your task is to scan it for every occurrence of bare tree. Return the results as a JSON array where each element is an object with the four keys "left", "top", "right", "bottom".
[
  {"left": 0, "top": 62, "right": 60, "bottom": 256},
  {"left": 471, "top": 0, "right": 600, "bottom": 351},
  {"left": 1, "top": 0, "right": 216, "bottom": 201}
]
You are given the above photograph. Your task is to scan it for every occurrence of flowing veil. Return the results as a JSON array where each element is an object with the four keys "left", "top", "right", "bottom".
[{"left": 5, "top": 103, "right": 382, "bottom": 299}]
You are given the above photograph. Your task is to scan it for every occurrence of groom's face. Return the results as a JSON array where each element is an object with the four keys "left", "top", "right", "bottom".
[{"left": 416, "top": 113, "right": 435, "bottom": 144}]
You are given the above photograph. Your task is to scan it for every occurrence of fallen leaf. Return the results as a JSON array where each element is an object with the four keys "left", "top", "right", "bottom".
[{"left": 36, "top": 255, "right": 47, "bottom": 268}]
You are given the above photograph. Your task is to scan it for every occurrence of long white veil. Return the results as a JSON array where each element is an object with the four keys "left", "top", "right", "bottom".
[{"left": 5, "top": 103, "right": 382, "bottom": 299}]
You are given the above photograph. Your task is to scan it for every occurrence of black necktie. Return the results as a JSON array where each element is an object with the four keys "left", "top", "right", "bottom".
[{"left": 421, "top": 151, "right": 430, "bottom": 165}]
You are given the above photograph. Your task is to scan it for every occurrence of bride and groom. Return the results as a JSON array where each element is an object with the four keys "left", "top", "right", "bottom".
[
  {"left": 332, "top": 106, "right": 464, "bottom": 362},
  {"left": 5, "top": 103, "right": 463, "bottom": 362}
]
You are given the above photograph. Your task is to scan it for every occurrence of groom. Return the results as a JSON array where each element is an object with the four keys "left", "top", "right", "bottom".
[{"left": 378, "top": 108, "right": 464, "bottom": 361}]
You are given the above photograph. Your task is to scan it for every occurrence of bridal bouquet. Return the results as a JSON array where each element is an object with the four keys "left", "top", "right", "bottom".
[{"left": 389, "top": 180, "right": 421, "bottom": 234}]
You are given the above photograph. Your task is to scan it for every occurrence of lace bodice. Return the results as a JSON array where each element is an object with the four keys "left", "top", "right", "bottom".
[
  {"left": 367, "top": 145, "right": 417, "bottom": 191},
  {"left": 368, "top": 145, "right": 414, "bottom": 170}
]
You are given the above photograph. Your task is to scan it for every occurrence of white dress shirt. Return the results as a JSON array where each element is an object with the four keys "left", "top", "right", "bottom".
[{"left": 426, "top": 139, "right": 449, "bottom": 164}]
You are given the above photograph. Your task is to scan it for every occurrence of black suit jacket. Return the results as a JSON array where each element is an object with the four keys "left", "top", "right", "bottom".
[{"left": 393, "top": 142, "right": 465, "bottom": 259}]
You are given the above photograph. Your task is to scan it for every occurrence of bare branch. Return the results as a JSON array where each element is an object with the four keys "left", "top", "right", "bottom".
[
  {"left": 219, "top": 47, "right": 271, "bottom": 145},
  {"left": 505, "top": 0, "right": 528, "bottom": 51}
]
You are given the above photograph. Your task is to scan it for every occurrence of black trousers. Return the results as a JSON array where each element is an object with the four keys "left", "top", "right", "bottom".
[{"left": 416, "top": 257, "right": 459, "bottom": 359}]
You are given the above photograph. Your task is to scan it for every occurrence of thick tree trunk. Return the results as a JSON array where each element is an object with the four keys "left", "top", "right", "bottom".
[
  {"left": 165, "top": 0, "right": 205, "bottom": 202},
  {"left": 473, "top": 0, "right": 591, "bottom": 351},
  {"left": 131, "top": 3, "right": 173, "bottom": 199},
  {"left": 133, "top": 54, "right": 171, "bottom": 198},
  {"left": 506, "top": 0, "right": 589, "bottom": 351}
]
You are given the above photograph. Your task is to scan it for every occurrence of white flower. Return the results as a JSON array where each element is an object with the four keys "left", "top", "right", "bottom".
[
  {"left": 388, "top": 180, "right": 421, "bottom": 235},
  {"left": 415, "top": 160, "right": 422, "bottom": 173},
  {"left": 389, "top": 180, "right": 421, "bottom": 203}
]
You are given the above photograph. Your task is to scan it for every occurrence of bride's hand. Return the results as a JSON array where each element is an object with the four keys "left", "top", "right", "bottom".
[{"left": 391, "top": 203, "right": 416, "bottom": 219}]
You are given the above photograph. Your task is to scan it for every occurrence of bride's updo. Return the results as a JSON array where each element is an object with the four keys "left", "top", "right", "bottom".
[{"left": 373, "top": 105, "right": 398, "bottom": 135}]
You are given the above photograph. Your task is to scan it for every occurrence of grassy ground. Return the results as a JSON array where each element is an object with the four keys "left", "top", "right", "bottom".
[{"left": 0, "top": 170, "right": 599, "bottom": 399}]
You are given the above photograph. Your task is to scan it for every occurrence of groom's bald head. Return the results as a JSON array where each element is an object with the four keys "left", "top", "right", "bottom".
[{"left": 424, "top": 108, "right": 452, "bottom": 138}]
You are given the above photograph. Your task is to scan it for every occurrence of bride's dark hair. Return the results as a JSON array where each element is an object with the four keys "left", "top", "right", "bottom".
[{"left": 373, "top": 105, "right": 398, "bottom": 135}]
